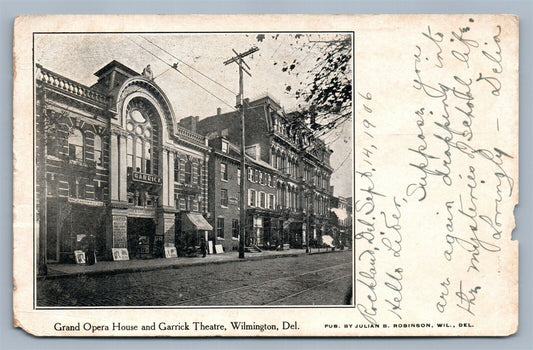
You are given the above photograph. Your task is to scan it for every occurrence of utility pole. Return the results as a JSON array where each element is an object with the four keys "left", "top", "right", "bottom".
[
  {"left": 224, "top": 46, "right": 259, "bottom": 259},
  {"left": 306, "top": 191, "right": 310, "bottom": 254}
]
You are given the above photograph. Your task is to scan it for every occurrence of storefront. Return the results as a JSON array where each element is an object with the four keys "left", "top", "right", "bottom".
[{"left": 177, "top": 212, "right": 213, "bottom": 254}]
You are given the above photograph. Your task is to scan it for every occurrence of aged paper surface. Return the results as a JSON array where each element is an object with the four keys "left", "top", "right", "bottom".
[{"left": 13, "top": 14, "right": 518, "bottom": 336}]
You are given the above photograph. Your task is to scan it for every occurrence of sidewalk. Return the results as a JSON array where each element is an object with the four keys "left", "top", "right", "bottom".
[{"left": 42, "top": 248, "right": 346, "bottom": 279}]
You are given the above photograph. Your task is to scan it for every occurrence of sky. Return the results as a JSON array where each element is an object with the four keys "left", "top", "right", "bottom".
[{"left": 35, "top": 33, "right": 353, "bottom": 198}]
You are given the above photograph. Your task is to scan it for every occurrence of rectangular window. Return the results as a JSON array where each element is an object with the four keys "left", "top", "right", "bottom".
[
  {"left": 231, "top": 219, "right": 239, "bottom": 238},
  {"left": 193, "top": 163, "right": 199, "bottom": 184},
  {"left": 247, "top": 168, "right": 253, "bottom": 181},
  {"left": 77, "top": 181, "right": 85, "bottom": 199},
  {"left": 249, "top": 189, "right": 256, "bottom": 207},
  {"left": 259, "top": 172, "right": 263, "bottom": 185},
  {"left": 94, "top": 149, "right": 102, "bottom": 167},
  {"left": 185, "top": 161, "right": 192, "bottom": 184},
  {"left": 269, "top": 194, "right": 275, "bottom": 209},
  {"left": 197, "top": 163, "right": 202, "bottom": 184},
  {"left": 221, "top": 189, "right": 228, "bottom": 207},
  {"left": 221, "top": 163, "right": 228, "bottom": 181},
  {"left": 260, "top": 192, "right": 266, "bottom": 208},
  {"left": 92, "top": 135, "right": 103, "bottom": 167},
  {"left": 69, "top": 178, "right": 77, "bottom": 198},
  {"left": 94, "top": 181, "right": 103, "bottom": 201},
  {"left": 126, "top": 136, "right": 133, "bottom": 171},
  {"left": 174, "top": 157, "right": 180, "bottom": 182},
  {"left": 222, "top": 140, "right": 228, "bottom": 153},
  {"left": 69, "top": 144, "right": 83, "bottom": 161},
  {"left": 237, "top": 168, "right": 241, "bottom": 185},
  {"left": 217, "top": 217, "right": 224, "bottom": 239},
  {"left": 46, "top": 133, "right": 58, "bottom": 157},
  {"left": 144, "top": 143, "right": 151, "bottom": 174}
]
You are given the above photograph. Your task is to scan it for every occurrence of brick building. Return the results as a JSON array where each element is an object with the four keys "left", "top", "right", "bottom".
[
  {"left": 35, "top": 61, "right": 212, "bottom": 263},
  {"left": 202, "top": 136, "right": 280, "bottom": 252},
  {"left": 196, "top": 95, "right": 334, "bottom": 249}
]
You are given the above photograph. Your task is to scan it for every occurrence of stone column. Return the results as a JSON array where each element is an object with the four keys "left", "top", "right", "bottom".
[
  {"left": 160, "top": 148, "right": 169, "bottom": 207},
  {"left": 167, "top": 150, "right": 174, "bottom": 208},
  {"left": 110, "top": 133, "right": 119, "bottom": 201},
  {"left": 157, "top": 211, "right": 176, "bottom": 247},
  {"left": 118, "top": 134, "right": 128, "bottom": 202}
]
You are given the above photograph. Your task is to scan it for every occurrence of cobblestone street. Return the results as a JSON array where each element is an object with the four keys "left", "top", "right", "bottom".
[{"left": 37, "top": 250, "right": 352, "bottom": 306}]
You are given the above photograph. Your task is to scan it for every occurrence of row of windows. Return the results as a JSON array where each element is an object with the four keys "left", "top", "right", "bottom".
[
  {"left": 64, "top": 179, "right": 104, "bottom": 201},
  {"left": 248, "top": 189, "right": 275, "bottom": 210},
  {"left": 247, "top": 167, "right": 274, "bottom": 187},
  {"left": 174, "top": 158, "right": 203, "bottom": 185},
  {"left": 216, "top": 218, "right": 239, "bottom": 239},
  {"left": 271, "top": 151, "right": 298, "bottom": 178},
  {"left": 303, "top": 165, "right": 330, "bottom": 190},
  {"left": 174, "top": 194, "right": 202, "bottom": 212},
  {"left": 219, "top": 162, "right": 273, "bottom": 188},
  {"left": 272, "top": 118, "right": 319, "bottom": 150}
]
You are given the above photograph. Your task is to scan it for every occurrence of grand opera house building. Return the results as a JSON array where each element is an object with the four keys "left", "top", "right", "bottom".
[{"left": 35, "top": 61, "right": 212, "bottom": 263}]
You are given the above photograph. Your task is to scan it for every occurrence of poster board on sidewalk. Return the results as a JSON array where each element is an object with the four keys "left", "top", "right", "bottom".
[
  {"left": 214, "top": 244, "right": 224, "bottom": 254},
  {"left": 111, "top": 248, "right": 129, "bottom": 261},
  {"left": 164, "top": 247, "right": 177, "bottom": 258},
  {"left": 12, "top": 14, "right": 519, "bottom": 337},
  {"left": 73, "top": 250, "right": 85, "bottom": 265}
]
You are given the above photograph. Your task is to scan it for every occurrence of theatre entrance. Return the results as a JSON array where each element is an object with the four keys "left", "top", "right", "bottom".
[{"left": 127, "top": 217, "right": 158, "bottom": 259}]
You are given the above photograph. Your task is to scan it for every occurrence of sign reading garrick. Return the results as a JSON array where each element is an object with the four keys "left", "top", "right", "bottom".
[{"left": 131, "top": 171, "right": 162, "bottom": 185}]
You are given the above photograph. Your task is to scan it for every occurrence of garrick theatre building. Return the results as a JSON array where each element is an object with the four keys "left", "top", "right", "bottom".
[
  {"left": 35, "top": 61, "right": 212, "bottom": 263},
  {"left": 194, "top": 95, "right": 334, "bottom": 251}
]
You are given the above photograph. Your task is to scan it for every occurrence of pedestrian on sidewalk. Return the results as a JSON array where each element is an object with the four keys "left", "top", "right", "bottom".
[
  {"left": 200, "top": 238, "right": 207, "bottom": 258},
  {"left": 85, "top": 233, "right": 96, "bottom": 265}
]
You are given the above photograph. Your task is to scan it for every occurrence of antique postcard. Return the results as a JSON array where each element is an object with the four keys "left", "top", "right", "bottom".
[{"left": 13, "top": 14, "right": 518, "bottom": 336}]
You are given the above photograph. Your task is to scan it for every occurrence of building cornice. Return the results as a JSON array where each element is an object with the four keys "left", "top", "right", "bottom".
[{"left": 36, "top": 65, "right": 110, "bottom": 107}]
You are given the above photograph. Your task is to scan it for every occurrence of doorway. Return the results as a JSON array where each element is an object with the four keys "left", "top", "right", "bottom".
[{"left": 127, "top": 217, "right": 156, "bottom": 259}]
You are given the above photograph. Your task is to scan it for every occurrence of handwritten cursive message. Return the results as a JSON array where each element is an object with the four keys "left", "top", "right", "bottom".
[{"left": 356, "top": 17, "right": 516, "bottom": 327}]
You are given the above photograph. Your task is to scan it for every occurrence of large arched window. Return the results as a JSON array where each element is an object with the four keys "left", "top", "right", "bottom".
[
  {"left": 68, "top": 129, "right": 84, "bottom": 161},
  {"left": 94, "top": 134, "right": 102, "bottom": 166},
  {"left": 126, "top": 100, "right": 155, "bottom": 174}
]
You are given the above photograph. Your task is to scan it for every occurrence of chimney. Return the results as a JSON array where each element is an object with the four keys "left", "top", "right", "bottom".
[
  {"left": 217, "top": 107, "right": 222, "bottom": 115},
  {"left": 179, "top": 116, "right": 199, "bottom": 133}
]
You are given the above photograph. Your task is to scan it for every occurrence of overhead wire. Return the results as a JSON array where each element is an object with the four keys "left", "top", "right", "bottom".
[
  {"left": 126, "top": 36, "right": 236, "bottom": 110},
  {"left": 127, "top": 35, "right": 350, "bottom": 170},
  {"left": 139, "top": 35, "right": 237, "bottom": 95}
]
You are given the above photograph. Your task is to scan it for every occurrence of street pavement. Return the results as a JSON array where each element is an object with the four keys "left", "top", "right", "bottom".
[{"left": 37, "top": 250, "right": 352, "bottom": 306}]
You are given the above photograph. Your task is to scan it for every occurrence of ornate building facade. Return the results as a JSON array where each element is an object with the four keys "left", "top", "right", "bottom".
[
  {"left": 35, "top": 61, "right": 211, "bottom": 263},
  {"left": 196, "top": 95, "right": 334, "bottom": 249}
]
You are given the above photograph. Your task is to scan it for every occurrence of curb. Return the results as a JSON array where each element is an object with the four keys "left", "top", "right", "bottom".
[{"left": 38, "top": 251, "right": 349, "bottom": 280}]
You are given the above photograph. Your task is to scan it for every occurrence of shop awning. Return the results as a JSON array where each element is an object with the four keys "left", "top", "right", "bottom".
[{"left": 182, "top": 212, "right": 213, "bottom": 231}]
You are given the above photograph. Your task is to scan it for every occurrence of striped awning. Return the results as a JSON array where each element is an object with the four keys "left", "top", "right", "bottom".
[{"left": 182, "top": 212, "right": 213, "bottom": 231}]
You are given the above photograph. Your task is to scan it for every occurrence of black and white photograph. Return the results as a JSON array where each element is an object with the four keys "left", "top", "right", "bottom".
[
  {"left": 12, "top": 13, "right": 522, "bottom": 338},
  {"left": 33, "top": 32, "right": 354, "bottom": 307}
]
